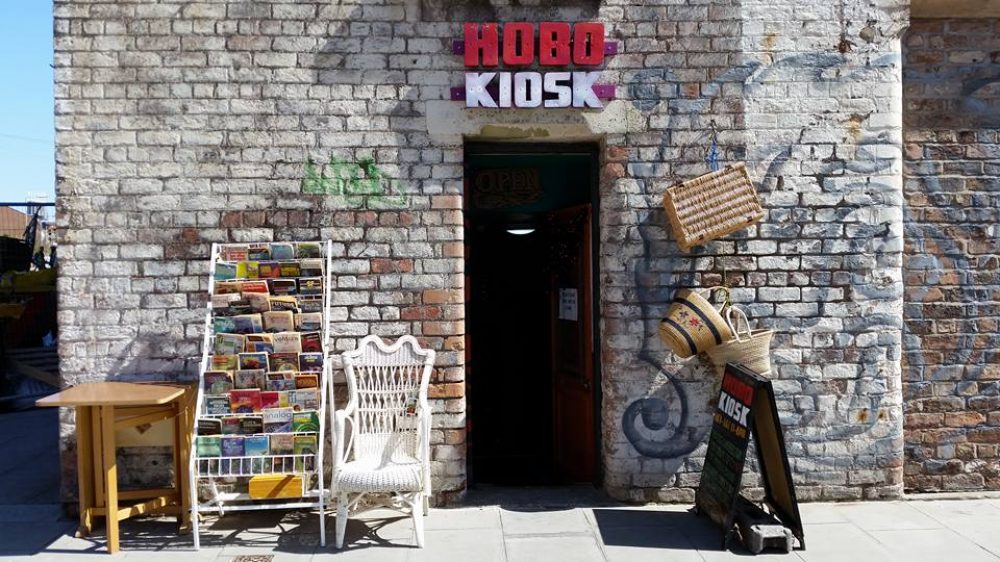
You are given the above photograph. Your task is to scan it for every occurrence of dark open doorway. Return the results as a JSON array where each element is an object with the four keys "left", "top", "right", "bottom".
[{"left": 464, "top": 143, "right": 601, "bottom": 487}]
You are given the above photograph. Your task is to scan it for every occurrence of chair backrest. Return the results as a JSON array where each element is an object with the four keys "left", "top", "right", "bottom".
[{"left": 341, "top": 335, "right": 435, "bottom": 465}]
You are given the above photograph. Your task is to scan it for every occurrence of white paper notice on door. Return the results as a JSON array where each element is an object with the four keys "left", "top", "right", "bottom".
[{"left": 559, "top": 288, "right": 578, "bottom": 321}]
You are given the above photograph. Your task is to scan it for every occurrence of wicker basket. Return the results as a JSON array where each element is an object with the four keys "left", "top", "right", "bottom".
[
  {"left": 662, "top": 163, "right": 764, "bottom": 252},
  {"left": 659, "top": 287, "right": 733, "bottom": 358},
  {"left": 706, "top": 306, "right": 773, "bottom": 377}
]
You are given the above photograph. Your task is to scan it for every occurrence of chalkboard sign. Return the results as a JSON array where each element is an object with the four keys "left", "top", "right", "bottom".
[{"left": 695, "top": 362, "right": 804, "bottom": 550}]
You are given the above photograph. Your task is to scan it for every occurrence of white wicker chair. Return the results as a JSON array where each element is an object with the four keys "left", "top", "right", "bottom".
[{"left": 332, "top": 335, "right": 435, "bottom": 549}]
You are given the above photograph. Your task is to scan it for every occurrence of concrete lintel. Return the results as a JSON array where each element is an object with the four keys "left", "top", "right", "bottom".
[{"left": 912, "top": 0, "right": 1000, "bottom": 18}]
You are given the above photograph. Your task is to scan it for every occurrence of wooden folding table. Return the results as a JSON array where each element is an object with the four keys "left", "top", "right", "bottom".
[{"left": 37, "top": 381, "right": 194, "bottom": 554}]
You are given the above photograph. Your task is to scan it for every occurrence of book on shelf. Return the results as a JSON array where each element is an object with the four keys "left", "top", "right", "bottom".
[
  {"left": 205, "top": 395, "right": 231, "bottom": 415},
  {"left": 240, "top": 416, "right": 263, "bottom": 435},
  {"left": 220, "top": 245, "right": 249, "bottom": 262},
  {"left": 294, "top": 435, "right": 318, "bottom": 471},
  {"left": 198, "top": 418, "right": 223, "bottom": 435},
  {"left": 272, "top": 332, "right": 302, "bottom": 353},
  {"left": 288, "top": 388, "right": 319, "bottom": 412},
  {"left": 196, "top": 436, "right": 222, "bottom": 457},
  {"left": 266, "top": 372, "right": 296, "bottom": 391},
  {"left": 248, "top": 244, "right": 271, "bottom": 261},
  {"left": 258, "top": 261, "right": 280, "bottom": 279},
  {"left": 235, "top": 369, "right": 266, "bottom": 390},
  {"left": 236, "top": 261, "right": 259, "bottom": 279},
  {"left": 271, "top": 243, "right": 295, "bottom": 260},
  {"left": 221, "top": 417, "right": 242, "bottom": 435},
  {"left": 300, "top": 332, "right": 322, "bottom": 353},
  {"left": 233, "top": 314, "right": 264, "bottom": 335},
  {"left": 297, "top": 295, "right": 323, "bottom": 313},
  {"left": 268, "top": 295, "right": 299, "bottom": 312},
  {"left": 204, "top": 371, "right": 233, "bottom": 394},
  {"left": 211, "top": 355, "right": 238, "bottom": 372},
  {"left": 244, "top": 292, "right": 271, "bottom": 313},
  {"left": 213, "top": 317, "right": 237, "bottom": 334},
  {"left": 245, "top": 333, "right": 273, "bottom": 352},
  {"left": 238, "top": 352, "right": 269, "bottom": 371},
  {"left": 215, "top": 281, "right": 241, "bottom": 295},
  {"left": 211, "top": 293, "right": 242, "bottom": 309},
  {"left": 296, "top": 242, "right": 321, "bottom": 258},
  {"left": 269, "top": 279, "right": 298, "bottom": 296},
  {"left": 263, "top": 407, "right": 294, "bottom": 433},
  {"left": 300, "top": 259, "right": 323, "bottom": 277},
  {"left": 263, "top": 311, "right": 295, "bottom": 333},
  {"left": 299, "top": 353, "right": 324, "bottom": 373},
  {"left": 215, "top": 262, "right": 237, "bottom": 281},
  {"left": 245, "top": 434, "right": 269, "bottom": 456},
  {"left": 230, "top": 389, "right": 262, "bottom": 413},
  {"left": 298, "top": 277, "right": 323, "bottom": 295},
  {"left": 261, "top": 391, "right": 281, "bottom": 410},
  {"left": 214, "top": 333, "right": 246, "bottom": 355},
  {"left": 221, "top": 435, "right": 245, "bottom": 457},
  {"left": 292, "top": 411, "right": 319, "bottom": 433},
  {"left": 240, "top": 280, "right": 269, "bottom": 294},
  {"left": 249, "top": 341, "right": 274, "bottom": 353},
  {"left": 279, "top": 262, "right": 302, "bottom": 278},
  {"left": 294, "top": 373, "right": 319, "bottom": 389},
  {"left": 269, "top": 352, "right": 299, "bottom": 372},
  {"left": 269, "top": 433, "right": 294, "bottom": 455},
  {"left": 295, "top": 312, "right": 323, "bottom": 332},
  {"left": 225, "top": 299, "right": 253, "bottom": 316}
]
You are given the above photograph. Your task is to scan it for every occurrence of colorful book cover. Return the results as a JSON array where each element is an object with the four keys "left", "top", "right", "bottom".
[
  {"left": 220, "top": 245, "right": 249, "bottom": 262},
  {"left": 271, "top": 243, "right": 295, "bottom": 260},
  {"left": 204, "top": 371, "right": 233, "bottom": 394},
  {"left": 261, "top": 391, "right": 280, "bottom": 410},
  {"left": 300, "top": 332, "right": 323, "bottom": 353},
  {"left": 269, "top": 278, "right": 298, "bottom": 296},
  {"left": 297, "top": 295, "right": 323, "bottom": 313},
  {"left": 197, "top": 418, "right": 222, "bottom": 435},
  {"left": 226, "top": 299, "right": 253, "bottom": 316},
  {"left": 272, "top": 332, "right": 303, "bottom": 353},
  {"left": 262, "top": 407, "right": 294, "bottom": 433},
  {"left": 294, "top": 435, "right": 318, "bottom": 470},
  {"left": 294, "top": 373, "right": 319, "bottom": 389},
  {"left": 221, "top": 417, "right": 242, "bottom": 435},
  {"left": 205, "top": 395, "right": 231, "bottom": 415},
  {"left": 239, "top": 280, "right": 270, "bottom": 294},
  {"left": 245, "top": 333, "right": 273, "bottom": 352},
  {"left": 238, "top": 352, "right": 269, "bottom": 371},
  {"left": 235, "top": 368, "right": 266, "bottom": 390},
  {"left": 211, "top": 293, "right": 242, "bottom": 309},
  {"left": 213, "top": 316, "right": 237, "bottom": 334},
  {"left": 300, "top": 259, "right": 323, "bottom": 277},
  {"left": 221, "top": 435, "right": 245, "bottom": 457},
  {"left": 214, "top": 262, "right": 237, "bottom": 281},
  {"left": 268, "top": 295, "right": 299, "bottom": 312},
  {"left": 269, "top": 433, "right": 294, "bottom": 455},
  {"left": 270, "top": 352, "right": 299, "bottom": 372},
  {"left": 240, "top": 416, "right": 263, "bottom": 435},
  {"left": 214, "top": 333, "right": 245, "bottom": 355},
  {"left": 248, "top": 244, "right": 271, "bottom": 261},
  {"left": 299, "top": 353, "right": 324, "bottom": 373},
  {"left": 233, "top": 314, "right": 264, "bottom": 335},
  {"left": 288, "top": 388, "right": 319, "bottom": 412},
  {"left": 250, "top": 341, "right": 274, "bottom": 354},
  {"left": 214, "top": 281, "right": 241, "bottom": 295},
  {"left": 211, "top": 355, "right": 238, "bottom": 372},
  {"left": 295, "top": 313, "right": 323, "bottom": 332},
  {"left": 196, "top": 436, "right": 221, "bottom": 457},
  {"left": 279, "top": 261, "right": 302, "bottom": 278},
  {"left": 244, "top": 292, "right": 271, "bottom": 313},
  {"left": 266, "top": 377, "right": 296, "bottom": 392},
  {"left": 244, "top": 434, "right": 269, "bottom": 456},
  {"left": 292, "top": 411, "right": 319, "bottom": 433},
  {"left": 230, "top": 389, "right": 262, "bottom": 413},
  {"left": 236, "top": 261, "right": 260, "bottom": 279},
  {"left": 298, "top": 277, "right": 323, "bottom": 295},
  {"left": 296, "top": 242, "right": 321, "bottom": 258},
  {"left": 263, "top": 311, "right": 295, "bottom": 333},
  {"left": 258, "top": 261, "right": 281, "bottom": 279}
]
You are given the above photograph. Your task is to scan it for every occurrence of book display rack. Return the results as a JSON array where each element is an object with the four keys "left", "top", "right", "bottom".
[{"left": 188, "top": 241, "right": 332, "bottom": 548}]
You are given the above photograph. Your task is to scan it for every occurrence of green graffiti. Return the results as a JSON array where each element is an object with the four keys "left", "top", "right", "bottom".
[{"left": 302, "top": 155, "right": 408, "bottom": 208}]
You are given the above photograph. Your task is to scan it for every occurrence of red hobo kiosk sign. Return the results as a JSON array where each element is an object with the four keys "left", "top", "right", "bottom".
[{"left": 452, "top": 22, "right": 617, "bottom": 109}]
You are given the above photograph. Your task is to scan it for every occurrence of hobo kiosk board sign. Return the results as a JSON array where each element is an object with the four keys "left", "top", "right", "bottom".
[{"left": 695, "top": 363, "right": 805, "bottom": 550}]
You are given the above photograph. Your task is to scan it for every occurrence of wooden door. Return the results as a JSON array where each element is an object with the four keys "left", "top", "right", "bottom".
[{"left": 548, "top": 204, "right": 596, "bottom": 483}]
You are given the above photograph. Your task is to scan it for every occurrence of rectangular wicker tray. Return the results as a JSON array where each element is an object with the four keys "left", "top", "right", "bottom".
[{"left": 662, "top": 162, "right": 764, "bottom": 252}]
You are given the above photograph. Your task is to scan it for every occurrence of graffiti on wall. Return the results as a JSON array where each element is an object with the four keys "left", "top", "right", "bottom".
[{"left": 302, "top": 155, "right": 408, "bottom": 207}]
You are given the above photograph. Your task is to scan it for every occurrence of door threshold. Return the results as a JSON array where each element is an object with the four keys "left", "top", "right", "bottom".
[{"left": 463, "top": 485, "right": 616, "bottom": 509}]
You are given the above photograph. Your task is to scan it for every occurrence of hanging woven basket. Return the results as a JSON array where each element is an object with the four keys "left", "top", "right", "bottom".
[
  {"left": 659, "top": 287, "right": 733, "bottom": 358},
  {"left": 662, "top": 162, "right": 764, "bottom": 252},
  {"left": 706, "top": 305, "right": 774, "bottom": 377}
]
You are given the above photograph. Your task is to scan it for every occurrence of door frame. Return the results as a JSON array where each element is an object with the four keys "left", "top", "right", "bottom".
[{"left": 463, "top": 141, "right": 604, "bottom": 485}]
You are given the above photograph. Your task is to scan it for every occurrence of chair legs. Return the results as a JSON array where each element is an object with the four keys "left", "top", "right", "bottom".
[
  {"left": 412, "top": 492, "right": 425, "bottom": 548},
  {"left": 335, "top": 493, "right": 348, "bottom": 549}
]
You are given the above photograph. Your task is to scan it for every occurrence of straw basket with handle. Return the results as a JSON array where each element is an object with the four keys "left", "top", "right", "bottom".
[
  {"left": 659, "top": 287, "right": 733, "bottom": 359},
  {"left": 706, "top": 305, "right": 774, "bottom": 377},
  {"left": 662, "top": 162, "right": 764, "bottom": 252}
]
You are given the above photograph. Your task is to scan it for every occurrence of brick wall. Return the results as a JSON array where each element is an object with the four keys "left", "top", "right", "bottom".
[
  {"left": 903, "top": 18, "right": 1000, "bottom": 491},
  {"left": 55, "top": 0, "right": 909, "bottom": 503}
]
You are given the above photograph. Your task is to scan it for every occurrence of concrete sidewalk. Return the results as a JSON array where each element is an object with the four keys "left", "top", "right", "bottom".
[{"left": 7, "top": 494, "right": 1000, "bottom": 561}]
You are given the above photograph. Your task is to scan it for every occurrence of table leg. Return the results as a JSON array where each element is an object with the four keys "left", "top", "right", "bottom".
[
  {"left": 173, "top": 401, "right": 191, "bottom": 531},
  {"left": 90, "top": 407, "right": 105, "bottom": 510},
  {"left": 75, "top": 406, "right": 94, "bottom": 538},
  {"left": 100, "top": 405, "right": 119, "bottom": 555}
]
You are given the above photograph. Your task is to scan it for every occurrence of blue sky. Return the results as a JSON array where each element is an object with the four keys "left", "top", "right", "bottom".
[{"left": 0, "top": 3, "right": 53, "bottom": 204}]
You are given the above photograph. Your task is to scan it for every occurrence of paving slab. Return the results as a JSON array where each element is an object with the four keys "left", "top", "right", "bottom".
[
  {"left": 795, "top": 522, "right": 890, "bottom": 562},
  {"left": 505, "top": 535, "right": 605, "bottom": 562},
  {"left": 828, "top": 501, "right": 941, "bottom": 531},
  {"left": 407, "top": 528, "right": 506, "bottom": 562},
  {"left": 500, "top": 507, "right": 593, "bottom": 536},
  {"left": 868, "top": 528, "right": 1000, "bottom": 562}
]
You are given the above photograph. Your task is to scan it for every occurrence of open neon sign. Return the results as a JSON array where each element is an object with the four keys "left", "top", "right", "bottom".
[{"left": 452, "top": 22, "right": 617, "bottom": 109}]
